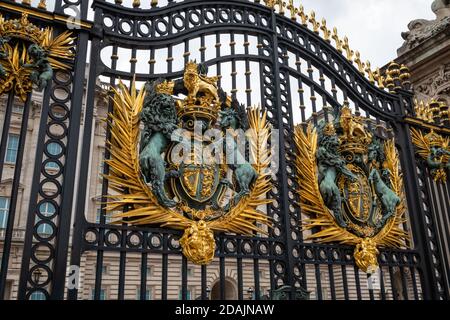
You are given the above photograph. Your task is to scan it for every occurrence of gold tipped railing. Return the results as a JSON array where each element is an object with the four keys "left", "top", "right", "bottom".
[
  {"left": 114, "top": 0, "right": 158, "bottom": 7},
  {"left": 20, "top": 0, "right": 46, "bottom": 9},
  {"left": 261, "top": 0, "right": 411, "bottom": 92},
  {"left": 414, "top": 99, "right": 449, "bottom": 125}
]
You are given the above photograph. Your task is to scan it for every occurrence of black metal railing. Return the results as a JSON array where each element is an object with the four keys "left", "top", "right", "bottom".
[{"left": 0, "top": 0, "right": 448, "bottom": 300}]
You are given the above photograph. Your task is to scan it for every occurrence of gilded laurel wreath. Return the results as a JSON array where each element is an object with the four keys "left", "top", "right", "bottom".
[
  {"left": 294, "top": 120, "right": 409, "bottom": 272},
  {"left": 103, "top": 80, "right": 272, "bottom": 265}
]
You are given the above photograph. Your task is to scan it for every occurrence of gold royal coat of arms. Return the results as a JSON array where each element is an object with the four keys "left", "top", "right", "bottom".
[
  {"left": 294, "top": 104, "right": 409, "bottom": 272},
  {"left": 104, "top": 62, "right": 273, "bottom": 265}
]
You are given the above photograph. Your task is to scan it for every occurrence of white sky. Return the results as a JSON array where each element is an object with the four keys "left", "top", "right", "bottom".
[
  {"left": 299, "top": 0, "right": 435, "bottom": 67},
  {"left": 29, "top": 0, "right": 436, "bottom": 68}
]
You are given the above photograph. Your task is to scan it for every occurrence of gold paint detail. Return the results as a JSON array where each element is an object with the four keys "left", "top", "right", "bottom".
[
  {"left": 405, "top": 117, "right": 450, "bottom": 135},
  {"left": 104, "top": 75, "right": 273, "bottom": 265},
  {"left": 155, "top": 80, "right": 175, "bottom": 95},
  {"left": 287, "top": 0, "right": 298, "bottom": 20},
  {"left": 411, "top": 128, "right": 450, "bottom": 183},
  {"left": 38, "top": 0, "right": 47, "bottom": 10},
  {"left": 309, "top": 11, "right": 320, "bottom": 34},
  {"left": 0, "top": 13, "right": 75, "bottom": 101},
  {"left": 354, "top": 238, "right": 380, "bottom": 273},
  {"left": 294, "top": 117, "right": 409, "bottom": 272},
  {"left": 181, "top": 61, "right": 221, "bottom": 122},
  {"left": 320, "top": 18, "right": 331, "bottom": 42},
  {"left": 0, "top": 2, "right": 92, "bottom": 29},
  {"left": 414, "top": 99, "right": 448, "bottom": 125},
  {"left": 265, "top": 0, "right": 389, "bottom": 88},
  {"left": 180, "top": 221, "right": 216, "bottom": 265}
]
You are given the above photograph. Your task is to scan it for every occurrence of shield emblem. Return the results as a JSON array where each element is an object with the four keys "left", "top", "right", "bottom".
[
  {"left": 179, "top": 163, "right": 221, "bottom": 203},
  {"left": 338, "top": 164, "right": 379, "bottom": 237}
]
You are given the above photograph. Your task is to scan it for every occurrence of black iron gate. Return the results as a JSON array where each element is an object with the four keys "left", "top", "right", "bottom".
[{"left": 0, "top": 0, "right": 448, "bottom": 301}]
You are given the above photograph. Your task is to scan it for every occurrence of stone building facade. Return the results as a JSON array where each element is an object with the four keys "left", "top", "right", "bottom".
[
  {"left": 396, "top": 0, "right": 450, "bottom": 108},
  {"left": 0, "top": 79, "right": 274, "bottom": 300},
  {"left": 0, "top": 76, "right": 410, "bottom": 301},
  {"left": 2, "top": 1, "right": 447, "bottom": 301}
]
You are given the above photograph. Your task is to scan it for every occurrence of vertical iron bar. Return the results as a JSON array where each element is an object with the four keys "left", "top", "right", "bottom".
[
  {"left": 425, "top": 173, "right": 450, "bottom": 294},
  {"left": 393, "top": 114, "right": 441, "bottom": 299},
  {"left": 368, "top": 273, "right": 375, "bottom": 300},
  {"left": 219, "top": 237, "right": 225, "bottom": 300},
  {"left": 388, "top": 266, "right": 397, "bottom": 300},
  {"left": 230, "top": 32, "right": 237, "bottom": 99},
  {"left": 200, "top": 35, "right": 205, "bottom": 63},
  {"left": 379, "top": 266, "right": 387, "bottom": 300},
  {"left": 340, "top": 265, "right": 349, "bottom": 300},
  {"left": 271, "top": 9, "right": 296, "bottom": 297},
  {"left": 244, "top": 34, "right": 252, "bottom": 107},
  {"left": 435, "top": 182, "right": 450, "bottom": 292},
  {"left": 18, "top": 81, "right": 52, "bottom": 300},
  {"left": 68, "top": 5, "right": 107, "bottom": 300},
  {"left": 354, "top": 266, "right": 362, "bottom": 300},
  {"left": 0, "top": 94, "right": 31, "bottom": 299},
  {"left": 314, "top": 264, "right": 322, "bottom": 300},
  {"left": 327, "top": 264, "right": 336, "bottom": 300},
  {"left": 237, "top": 257, "right": 244, "bottom": 300},
  {"left": 216, "top": 33, "right": 221, "bottom": 88},
  {"left": 253, "top": 259, "right": 260, "bottom": 300},
  {"left": 400, "top": 268, "right": 409, "bottom": 301},
  {"left": 237, "top": 239, "right": 243, "bottom": 300},
  {"left": 181, "top": 256, "right": 188, "bottom": 300},
  {"left": 50, "top": 0, "right": 91, "bottom": 299},
  {"left": 117, "top": 237, "right": 127, "bottom": 299},
  {"left": 140, "top": 251, "right": 148, "bottom": 300},
  {"left": 201, "top": 265, "right": 207, "bottom": 300},
  {"left": 0, "top": 92, "right": 14, "bottom": 181},
  {"left": 161, "top": 234, "right": 168, "bottom": 300},
  {"left": 410, "top": 267, "right": 419, "bottom": 300}
]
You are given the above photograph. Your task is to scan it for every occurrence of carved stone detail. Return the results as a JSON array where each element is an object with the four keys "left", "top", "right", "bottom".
[{"left": 398, "top": 0, "right": 450, "bottom": 55}]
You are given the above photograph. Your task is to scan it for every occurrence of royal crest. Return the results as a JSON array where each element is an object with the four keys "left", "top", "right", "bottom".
[
  {"left": 0, "top": 13, "right": 75, "bottom": 101},
  {"left": 294, "top": 104, "right": 409, "bottom": 272},
  {"left": 411, "top": 128, "right": 450, "bottom": 183},
  {"left": 104, "top": 62, "right": 273, "bottom": 265}
]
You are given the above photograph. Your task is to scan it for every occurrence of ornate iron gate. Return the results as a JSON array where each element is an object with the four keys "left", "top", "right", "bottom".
[{"left": 0, "top": 0, "right": 448, "bottom": 301}]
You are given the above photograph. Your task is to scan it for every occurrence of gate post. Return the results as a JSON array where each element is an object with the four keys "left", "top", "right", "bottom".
[
  {"left": 392, "top": 92, "right": 444, "bottom": 300},
  {"left": 269, "top": 9, "right": 296, "bottom": 296},
  {"left": 17, "top": 1, "right": 90, "bottom": 300}
]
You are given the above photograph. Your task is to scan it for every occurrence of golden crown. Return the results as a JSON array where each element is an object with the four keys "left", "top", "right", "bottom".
[
  {"left": 185, "top": 61, "right": 199, "bottom": 73},
  {"left": 155, "top": 80, "right": 175, "bottom": 95},
  {"left": 323, "top": 122, "right": 336, "bottom": 136},
  {"left": 0, "top": 13, "right": 44, "bottom": 44},
  {"left": 178, "top": 61, "right": 221, "bottom": 122},
  {"left": 177, "top": 95, "right": 221, "bottom": 122},
  {"left": 338, "top": 104, "right": 372, "bottom": 154},
  {"left": 425, "top": 130, "right": 444, "bottom": 148}
]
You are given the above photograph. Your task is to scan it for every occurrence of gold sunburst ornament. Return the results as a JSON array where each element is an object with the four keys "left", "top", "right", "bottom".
[
  {"left": 104, "top": 63, "right": 273, "bottom": 265},
  {"left": 0, "top": 13, "right": 75, "bottom": 101},
  {"left": 411, "top": 128, "right": 450, "bottom": 183},
  {"left": 294, "top": 107, "right": 409, "bottom": 273}
]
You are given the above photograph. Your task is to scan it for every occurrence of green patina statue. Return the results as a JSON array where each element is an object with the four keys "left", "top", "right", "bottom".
[
  {"left": 270, "top": 285, "right": 310, "bottom": 300},
  {"left": 0, "top": 37, "right": 9, "bottom": 77},
  {"left": 218, "top": 101, "right": 258, "bottom": 210},
  {"left": 139, "top": 79, "right": 179, "bottom": 208},
  {"left": 316, "top": 122, "right": 356, "bottom": 228},
  {"left": 368, "top": 139, "right": 400, "bottom": 228},
  {"left": 427, "top": 146, "right": 450, "bottom": 175},
  {"left": 22, "top": 44, "right": 53, "bottom": 91}
]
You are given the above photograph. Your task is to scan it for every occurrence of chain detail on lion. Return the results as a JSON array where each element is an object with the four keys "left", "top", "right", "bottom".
[
  {"left": 294, "top": 106, "right": 409, "bottom": 273},
  {"left": 103, "top": 62, "right": 273, "bottom": 265}
]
